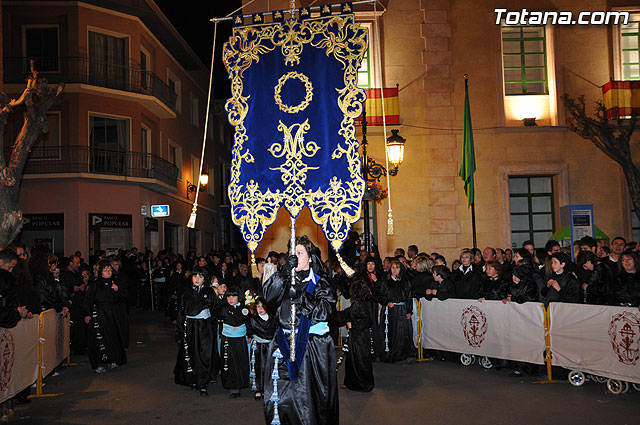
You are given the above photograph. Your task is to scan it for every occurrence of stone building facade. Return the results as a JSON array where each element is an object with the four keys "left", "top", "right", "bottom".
[{"left": 238, "top": 0, "right": 640, "bottom": 261}]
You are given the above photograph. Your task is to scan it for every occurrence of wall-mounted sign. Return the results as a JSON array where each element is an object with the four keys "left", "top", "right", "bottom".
[
  {"left": 145, "top": 217, "right": 158, "bottom": 232},
  {"left": 141, "top": 205, "right": 148, "bottom": 216},
  {"left": 89, "top": 213, "right": 132, "bottom": 229},
  {"left": 151, "top": 205, "right": 170, "bottom": 217},
  {"left": 569, "top": 204, "right": 594, "bottom": 258},
  {"left": 22, "top": 213, "right": 64, "bottom": 230}
]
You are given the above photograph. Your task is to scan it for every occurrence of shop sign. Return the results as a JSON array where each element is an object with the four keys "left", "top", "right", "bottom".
[
  {"left": 89, "top": 213, "right": 132, "bottom": 229},
  {"left": 22, "top": 213, "right": 64, "bottom": 230}
]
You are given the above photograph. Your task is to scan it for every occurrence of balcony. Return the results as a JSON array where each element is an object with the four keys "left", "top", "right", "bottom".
[
  {"left": 12, "top": 146, "right": 179, "bottom": 192},
  {"left": 3, "top": 57, "right": 177, "bottom": 118}
]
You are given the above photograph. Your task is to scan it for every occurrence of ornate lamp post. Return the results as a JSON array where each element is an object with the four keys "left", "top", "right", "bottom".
[
  {"left": 361, "top": 110, "right": 406, "bottom": 253},
  {"left": 186, "top": 171, "right": 209, "bottom": 200}
]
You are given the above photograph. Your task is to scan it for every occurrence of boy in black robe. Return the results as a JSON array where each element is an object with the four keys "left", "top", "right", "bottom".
[
  {"left": 247, "top": 296, "right": 276, "bottom": 400},
  {"left": 217, "top": 286, "right": 250, "bottom": 398},
  {"left": 174, "top": 267, "right": 216, "bottom": 396}
]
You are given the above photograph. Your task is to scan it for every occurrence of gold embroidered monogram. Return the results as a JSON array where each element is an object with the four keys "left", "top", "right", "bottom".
[{"left": 268, "top": 119, "right": 320, "bottom": 187}]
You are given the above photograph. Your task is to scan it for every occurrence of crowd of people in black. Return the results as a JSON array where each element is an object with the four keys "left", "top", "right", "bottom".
[{"left": 2, "top": 231, "right": 639, "bottom": 413}]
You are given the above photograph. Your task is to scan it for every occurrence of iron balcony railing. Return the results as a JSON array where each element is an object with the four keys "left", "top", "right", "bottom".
[
  {"left": 11, "top": 146, "right": 179, "bottom": 187},
  {"left": 3, "top": 57, "right": 177, "bottom": 111}
]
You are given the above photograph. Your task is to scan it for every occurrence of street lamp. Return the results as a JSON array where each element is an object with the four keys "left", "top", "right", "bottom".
[
  {"left": 187, "top": 171, "right": 209, "bottom": 200},
  {"left": 386, "top": 129, "right": 405, "bottom": 174},
  {"left": 360, "top": 110, "right": 406, "bottom": 253}
]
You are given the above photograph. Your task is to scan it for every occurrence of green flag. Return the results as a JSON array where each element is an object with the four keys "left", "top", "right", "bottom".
[{"left": 459, "top": 78, "right": 476, "bottom": 206}]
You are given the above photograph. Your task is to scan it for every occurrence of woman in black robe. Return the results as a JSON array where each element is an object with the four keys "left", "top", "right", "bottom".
[
  {"left": 379, "top": 259, "right": 413, "bottom": 363},
  {"left": 337, "top": 280, "right": 374, "bottom": 392},
  {"left": 262, "top": 235, "right": 338, "bottom": 425},
  {"left": 174, "top": 267, "right": 216, "bottom": 396},
  {"left": 217, "top": 286, "right": 250, "bottom": 397},
  {"left": 507, "top": 249, "right": 539, "bottom": 304},
  {"left": 166, "top": 261, "right": 188, "bottom": 321},
  {"left": 110, "top": 257, "right": 130, "bottom": 349},
  {"left": 615, "top": 250, "right": 640, "bottom": 306},
  {"left": 83, "top": 260, "right": 127, "bottom": 373},
  {"left": 248, "top": 296, "right": 276, "bottom": 400},
  {"left": 359, "top": 257, "right": 383, "bottom": 359},
  {"left": 478, "top": 261, "right": 508, "bottom": 301}
]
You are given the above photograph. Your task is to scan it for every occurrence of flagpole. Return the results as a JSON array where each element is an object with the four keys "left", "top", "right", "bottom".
[
  {"left": 461, "top": 74, "right": 477, "bottom": 249},
  {"left": 471, "top": 201, "right": 477, "bottom": 249}
]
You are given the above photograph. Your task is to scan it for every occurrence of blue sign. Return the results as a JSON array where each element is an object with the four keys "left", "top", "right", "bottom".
[
  {"left": 569, "top": 204, "right": 594, "bottom": 259},
  {"left": 151, "top": 205, "right": 170, "bottom": 218}
]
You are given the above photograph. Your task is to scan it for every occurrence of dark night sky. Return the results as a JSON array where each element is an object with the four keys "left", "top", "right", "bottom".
[{"left": 155, "top": 1, "right": 243, "bottom": 99}]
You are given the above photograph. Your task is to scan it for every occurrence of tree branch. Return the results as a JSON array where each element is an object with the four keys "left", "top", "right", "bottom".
[
  {"left": 561, "top": 93, "right": 640, "bottom": 225},
  {"left": 0, "top": 61, "right": 38, "bottom": 116}
]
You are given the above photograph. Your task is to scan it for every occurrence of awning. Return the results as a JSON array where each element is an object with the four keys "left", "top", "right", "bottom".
[{"left": 549, "top": 225, "right": 610, "bottom": 241}]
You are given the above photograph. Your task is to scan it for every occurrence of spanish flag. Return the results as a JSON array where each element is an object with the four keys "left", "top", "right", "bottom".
[
  {"left": 602, "top": 80, "right": 640, "bottom": 119},
  {"left": 355, "top": 87, "right": 400, "bottom": 125}
]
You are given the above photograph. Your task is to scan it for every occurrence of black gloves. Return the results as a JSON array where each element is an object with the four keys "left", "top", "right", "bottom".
[{"left": 280, "top": 255, "right": 298, "bottom": 277}]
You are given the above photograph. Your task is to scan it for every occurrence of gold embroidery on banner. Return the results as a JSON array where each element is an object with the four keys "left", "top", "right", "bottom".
[
  {"left": 223, "top": 14, "right": 367, "bottom": 252},
  {"left": 268, "top": 119, "right": 320, "bottom": 187},
  {"left": 273, "top": 71, "right": 314, "bottom": 114}
]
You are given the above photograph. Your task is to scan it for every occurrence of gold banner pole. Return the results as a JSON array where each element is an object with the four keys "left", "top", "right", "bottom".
[{"left": 534, "top": 305, "right": 556, "bottom": 384}]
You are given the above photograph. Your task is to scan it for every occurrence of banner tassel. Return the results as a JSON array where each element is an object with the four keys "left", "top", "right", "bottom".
[
  {"left": 186, "top": 21, "right": 217, "bottom": 229},
  {"left": 373, "top": 1, "right": 395, "bottom": 237},
  {"left": 187, "top": 205, "right": 197, "bottom": 229},
  {"left": 336, "top": 253, "right": 355, "bottom": 277}
]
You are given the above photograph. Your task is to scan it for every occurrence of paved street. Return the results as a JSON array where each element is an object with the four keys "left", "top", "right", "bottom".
[{"left": 7, "top": 310, "right": 639, "bottom": 425}]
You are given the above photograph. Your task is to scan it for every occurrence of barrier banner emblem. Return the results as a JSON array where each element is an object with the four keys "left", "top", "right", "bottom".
[
  {"left": 460, "top": 306, "right": 488, "bottom": 348},
  {"left": 0, "top": 331, "right": 15, "bottom": 391},
  {"left": 608, "top": 311, "right": 640, "bottom": 366}
]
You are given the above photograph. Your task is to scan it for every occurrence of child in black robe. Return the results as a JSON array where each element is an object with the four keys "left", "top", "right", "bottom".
[
  {"left": 217, "top": 286, "right": 250, "bottom": 398},
  {"left": 337, "top": 280, "right": 375, "bottom": 392},
  {"left": 174, "top": 267, "right": 216, "bottom": 396},
  {"left": 247, "top": 296, "right": 276, "bottom": 400}
]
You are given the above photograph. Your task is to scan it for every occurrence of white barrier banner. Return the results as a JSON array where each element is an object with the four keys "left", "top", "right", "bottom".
[
  {"left": 41, "top": 309, "right": 70, "bottom": 377},
  {"left": 422, "top": 299, "right": 546, "bottom": 364},
  {"left": 0, "top": 318, "right": 39, "bottom": 403},
  {"left": 549, "top": 303, "right": 640, "bottom": 384}
]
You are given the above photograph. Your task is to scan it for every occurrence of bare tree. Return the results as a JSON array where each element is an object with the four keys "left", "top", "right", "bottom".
[
  {"left": 0, "top": 61, "right": 63, "bottom": 248},
  {"left": 562, "top": 94, "right": 640, "bottom": 224}
]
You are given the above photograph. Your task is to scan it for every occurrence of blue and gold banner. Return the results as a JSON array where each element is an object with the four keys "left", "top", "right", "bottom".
[{"left": 223, "top": 7, "right": 368, "bottom": 253}]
